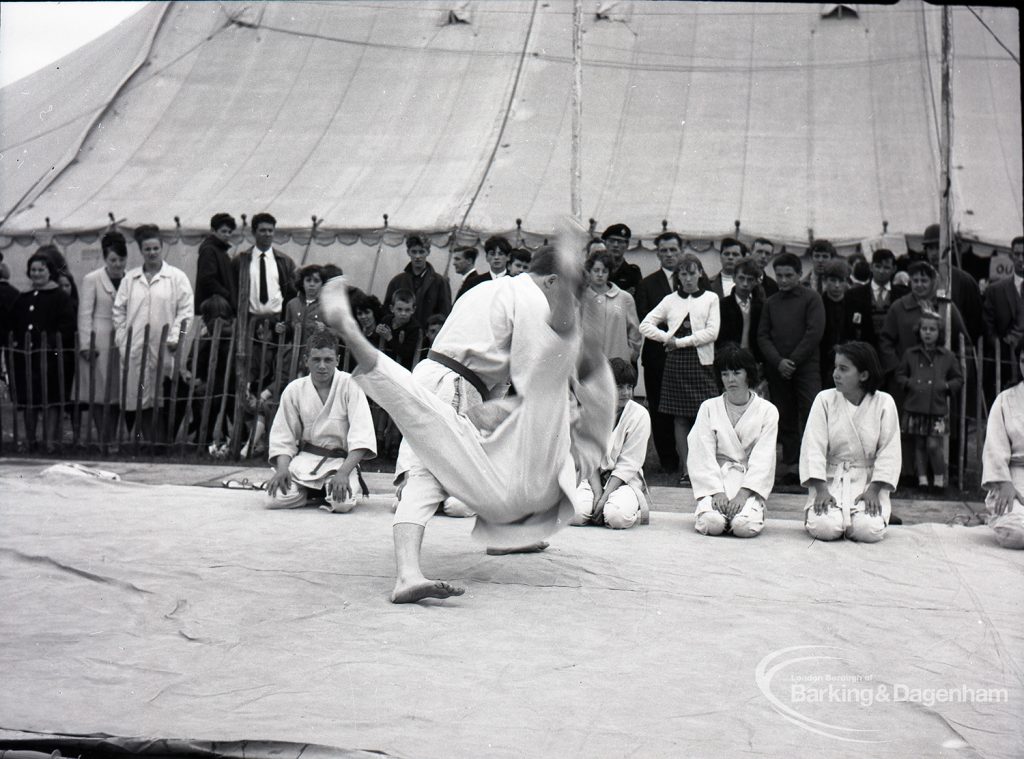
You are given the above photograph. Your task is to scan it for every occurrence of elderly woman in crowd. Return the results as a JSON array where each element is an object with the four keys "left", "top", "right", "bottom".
[
  {"left": 640, "top": 253, "right": 720, "bottom": 486},
  {"left": 112, "top": 224, "right": 194, "bottom": 442},
  {"left": 581, "top": 248, "right": 642, "bottom": 364},
  {"left": 4, "top": 249, "right": 76, "bottom": 450},
  {"left": 77, "top": 231, "right": 128, "bottom": 441},
  {"left": 982, "top": 347, "right": 1024, "bottom": 549}
]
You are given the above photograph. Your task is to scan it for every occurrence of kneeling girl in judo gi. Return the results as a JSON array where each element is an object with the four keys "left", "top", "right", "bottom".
[
  {"left": 801, "top": 341, "right": 901, "bottom": 542},
  {"left": 687, "top": 345, "right": 778, "bottom": 537}
]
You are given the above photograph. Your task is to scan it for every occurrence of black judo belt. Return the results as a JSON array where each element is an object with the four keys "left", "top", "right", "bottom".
[
  {"left": 299, "top": 442, "right": 369, "bottom": 496},
  {"left": 427, "top": 350, "right": 489, "bottom": 399}
]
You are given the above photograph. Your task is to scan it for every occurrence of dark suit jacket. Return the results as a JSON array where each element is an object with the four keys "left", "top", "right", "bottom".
[
  {"left": 456, "top": 269, "right": 503, "bottom": 301},
  {"left": 949, "top": 267, "right": 983, "bottom": 343},
  {"left": 195, "top": 234, "right": 237, "bottom": 311},
  {"left": 611, "top": 261, "right": 642, "bottom": 296},
  {"left": 820, "top": 287, "right": 876, "bottom": 370},
  {"left": 384, "top": 262, "right": 451, "bottom": 330},
  {"left": 717, "top": 292, "right": 764, "bottom": 362},
  {"left": 982, "top": 275, "right": 1023, "bottom": 342},
  {"left": 712, "top": 272, "right": 778, "bottom": 301},
  {"left": 232, "top": 247, "right": 298, "bottom": 316},
  {"left": 635, "top": 269, "right": 674, "bottom": 369}
]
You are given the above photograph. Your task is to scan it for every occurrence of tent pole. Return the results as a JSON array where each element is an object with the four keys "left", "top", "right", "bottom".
[
  {"left": 367, "top": 214, "right": 388, "bottom": 296},
  {"left": 940, "top": 5, "right": 954, "bottom": 481},
  {"left": 570, "top": 0, "right": 583, "bottom": 223}
]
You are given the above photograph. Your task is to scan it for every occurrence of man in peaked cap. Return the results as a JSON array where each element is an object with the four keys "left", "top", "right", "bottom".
[
  {"left": 601, "top": 223, "right": 642, "bottom": 296},
  {"left": 921, "top": 223, "right": 982, "bottom": 343}
]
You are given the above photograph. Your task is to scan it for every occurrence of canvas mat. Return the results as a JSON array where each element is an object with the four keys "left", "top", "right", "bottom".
[{"left": 1, "top": 471, "right": 1021, "bottom": 758}]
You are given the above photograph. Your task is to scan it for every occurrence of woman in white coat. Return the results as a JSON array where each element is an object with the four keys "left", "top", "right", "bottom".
[
  {"left": 112, "top": 224, "right": 194, "bottom": 442},
  {"left": 688, "top": 346, "right": 778, "bottom": 537},
  {"left": 639, "top": 253, "right": 720, "bottom": 486},
  {"left": 77, "top": 231, "right": 128, "bottom": 441}
]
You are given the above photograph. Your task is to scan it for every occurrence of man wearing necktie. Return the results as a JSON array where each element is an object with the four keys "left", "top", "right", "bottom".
[{"left": 231, "top": 213, "right": 298, "bottom": 419}]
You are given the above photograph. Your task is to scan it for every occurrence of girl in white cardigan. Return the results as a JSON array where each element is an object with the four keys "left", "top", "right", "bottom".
[{"left": 639, "top": 254, "right": 720, "bottom": 486}]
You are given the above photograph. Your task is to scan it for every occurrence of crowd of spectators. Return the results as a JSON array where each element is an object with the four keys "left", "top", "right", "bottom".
[{"left": 0, "top": 213, "right": 1021, "bottom": 497}]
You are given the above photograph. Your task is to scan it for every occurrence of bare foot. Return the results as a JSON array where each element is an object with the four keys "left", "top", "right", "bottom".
[
  {"left": 486, "top": 541, "right": 549, "bottom": 555},
  {"left": 391, "top": 579, "right": 465, "bottom": 604}
]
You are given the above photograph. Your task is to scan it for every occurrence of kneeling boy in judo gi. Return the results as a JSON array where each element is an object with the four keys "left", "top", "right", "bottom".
[{"left": 265, "top": 331, "right": 377, "bottom": 512}]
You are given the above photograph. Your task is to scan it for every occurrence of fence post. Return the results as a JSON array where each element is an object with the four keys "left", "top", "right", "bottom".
[
  {"left": 41, "top": 332, "right": 51, "bottom": 451},
  {"left": 210, "top": 325, "right": 237, "bottom": 448},
  {"left": 132, "top": 324, "right": 150, "bottom": 453},
  {"left": 165, "top": 318, "right": 195, "bottom": 446},
  {"left": 117, "top": 325, "right": 133, "bottom": 450},
  {"left": 288, "top": 323, "right": 303, "bottom": 381},
  {"left": 174, "top": 317, "right": 201, "bottom": 450},
  {"left": 54, "top": 332, "right": 68, "bottom": 453},
  {"left": 958, "top": 334, "right": 967, "bottom": 489},
  {"left": 229, "top": 317, "right": 257, "bottom": 460},
  {"left": 974, "top": 337, "right": 985, "bottom": 485},
  {"left": 151, "top": 324, "right": 171, "bottom": 447},
  {"left": 196, "top": 319, "right": 224, "bottom": 454},
  {"left": 71, "top": 331, "right": 82, "bottom": 448},
  {"left": 85, "top": 331, "right": 97, "bottom": 448}
]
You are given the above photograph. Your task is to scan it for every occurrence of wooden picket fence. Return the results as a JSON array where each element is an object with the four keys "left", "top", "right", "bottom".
[
  {"left": 0, "top": 328, "right": 1018, "bottom": 485},
  {"left": 0, "top": 317, "right": 331, "bottom": 459}
]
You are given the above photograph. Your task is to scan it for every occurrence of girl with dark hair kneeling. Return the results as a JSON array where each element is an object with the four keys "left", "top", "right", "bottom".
[
  {"left": 800, "top": 341, "right": 901, "bottom": 542},
  {"left": 687, "top": 346, "right": 779, "bottom": 537}
]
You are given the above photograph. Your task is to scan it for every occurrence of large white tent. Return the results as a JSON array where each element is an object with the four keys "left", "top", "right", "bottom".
[{"left": 0, "top": 1, "right": 1019, "bottom": 289}]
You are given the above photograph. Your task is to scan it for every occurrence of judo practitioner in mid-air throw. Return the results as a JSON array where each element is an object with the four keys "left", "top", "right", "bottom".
[{"left": 319, "top": 234, "right": 615, "bottom": 603}]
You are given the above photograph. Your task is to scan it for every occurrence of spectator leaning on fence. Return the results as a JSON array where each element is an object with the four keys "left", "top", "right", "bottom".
[
  {"left": 76, "top": 231, "right": 128, "bottom": 442},
  {"left": 112, "top": 225, "right": 194, "bottom": 442},
  {"left": 4, "top": 249, "right": 76, "bottom": 451}
]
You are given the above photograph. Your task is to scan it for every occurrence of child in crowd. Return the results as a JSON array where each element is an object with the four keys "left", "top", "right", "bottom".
[
  {"left": 283, "top": 264, "right": 325, "bottom": 372},
  {"left": 801, "top": 342, "right": 901, "bottom": 543},
  {"left": 687, "top": 346, "right": 778, "bottom": 538},
  {"left": 509, "top": 248, "right": 532, "bottom": 275},
  {"left": 376, "top": 290, "right": 422, "bottom": 457},
  {"left": 377, "top": 290, "right": 422, "bottom": 371},
  {"left": 982, "top": 347, "right": 1024, "bottom": 549},
  {"left": 896, "top": 312, "right": 963, "bottom": 493},
  {"left": 571, "top": 357, "right": 652, "bottom": 529},
  {"left": 819, "top": 258, "right": 874, "bottom": 387},
  {"left": 420, "top": 313, "right": 447, "bottom": 363}
]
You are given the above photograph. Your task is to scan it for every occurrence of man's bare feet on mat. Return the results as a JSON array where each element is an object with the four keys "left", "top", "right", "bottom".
[
  {"left": 486, "top": 541, "right": 549, "bottom": 555},
  {"left": 391, "top": 579, "right": 465, "bottom": 604}
]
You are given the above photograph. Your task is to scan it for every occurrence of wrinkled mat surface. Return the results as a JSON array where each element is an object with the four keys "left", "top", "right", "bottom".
[{"left": 1, "top": 472, "right": 1021, "bottom": 758}]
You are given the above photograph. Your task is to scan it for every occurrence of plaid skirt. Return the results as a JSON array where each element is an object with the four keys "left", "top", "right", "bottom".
[
  {"left": 901, "top": 411, "right": 949, "bottom": 437},
  {"left": 659, "top": 347, "right": 718, "bottom": 420}
]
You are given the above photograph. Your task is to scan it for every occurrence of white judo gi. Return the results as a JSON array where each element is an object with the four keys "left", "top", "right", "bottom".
[
  {"left": 800, "top": 389, "right": 902, "bottom": 543},
  {"left": 687, "top": 394, "right": 779, "bottom": 537},
  {"left": 981, "top": 383, "right": 1024, "bottom": 549},
  {"left": 354, "top": 281, "right": 615, "bottom": 548},
  {"left": 572, "top": 399, "right": 652, "bottom": 529},
  {"left": 266, "top": 370, "right": 377, "bottom": 510},
  {"left": 392, "top": 276, "right": 526, "bottom": 525}
]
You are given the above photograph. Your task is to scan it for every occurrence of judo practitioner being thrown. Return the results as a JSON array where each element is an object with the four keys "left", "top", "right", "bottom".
[
  {"left": 319, "top": 235, "right": 615, "bottom": 603},
  {"left": 265, "top": 331, "right": 377, "bottom": 511}
]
